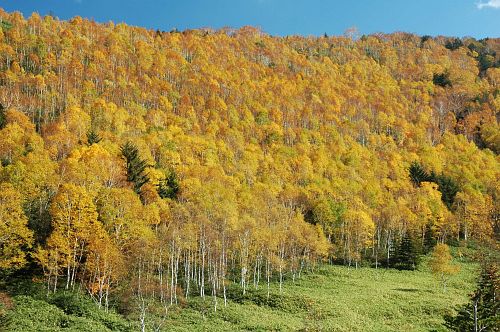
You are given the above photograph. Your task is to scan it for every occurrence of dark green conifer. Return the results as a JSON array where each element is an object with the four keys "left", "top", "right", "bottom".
[
  {"left": 86, "top": 130, "right": 102, "bottom": 145},
  {"left": 121, "top": 141, "right": 149, "bottom": 195},
  {"left": 445, "top": 264, "right": 499, "bottom": 331},
  {"left": 409, "top": 161, "right": 431, "bottom": 186},
  {"left": 432, "top": 174, "right": 459, "bottom": 210},
  {"left": 157, "top": 171, "right": 179, "bottom": 199},
  {"left": 393, "top": 232, "right": 420, "bottom": 270},
  {"left": 0, "top": 103, "right": 6, "bottom": 129},
  {"left": 408, "top": 162, "right": 459, "bottom": 210},
  {"left": 433, "top": 72, "right": 452, "bottom": 87}
]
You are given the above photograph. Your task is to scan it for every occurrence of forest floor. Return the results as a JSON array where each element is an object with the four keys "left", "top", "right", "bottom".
[{"left": 1, "top": 252, "right": 479, "bottom": 332}]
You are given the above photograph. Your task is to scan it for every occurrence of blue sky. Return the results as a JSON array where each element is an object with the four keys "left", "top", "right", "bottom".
[{"left": 1, "top": 0, "right": 499, "bottom": 38}]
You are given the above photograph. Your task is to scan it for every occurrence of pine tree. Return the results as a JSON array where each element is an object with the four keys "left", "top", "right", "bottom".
[
  {"left": 433, "top": 72, "right": 452, "bottom": 87},
  {"left": 157, "top": 171, "right": 179, "bottom": 199},
  {"left": 121, "top": 141, "right": 149, "bottom": 195},
  {"left": 432, "top": 174, "right": 459, "bottom": 210},
  {"left": 409, "top": 161, "right": 431, "bottom": 186},
  {"left": 408, "top": 162, "right": 459, "bottom": 210},
  {"left": 86, "top": 130, "right": 102, "bottom": 145},
  {"left": 445, "top": 264, "right": 499, "bottom": 331},
  {"left": 0, "top": 103, "right": 6, "bottom": 129},
  {"left": 445, "top": 38, "right": 463, "bottom": 51},
  {"left": 393, "top": 232, "right": 420, "bottom": 270}
]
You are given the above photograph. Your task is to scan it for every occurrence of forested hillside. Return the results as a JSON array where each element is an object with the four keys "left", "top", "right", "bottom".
[{"left": 0, "top": 8, "right": 499, "bottom": 329}]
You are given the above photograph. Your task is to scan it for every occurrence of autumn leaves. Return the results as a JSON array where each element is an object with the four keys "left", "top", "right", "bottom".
[
  {"left": 0, "top": 9, "right": 498, "bottom": 320},
  {"left": 0, "top": 183, "right": 33, "bottom": 269}
]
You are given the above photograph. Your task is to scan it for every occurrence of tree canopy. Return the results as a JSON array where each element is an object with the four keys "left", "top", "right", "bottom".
[{"left": 0, "top": 9, "right": 498, "bottom": 322}]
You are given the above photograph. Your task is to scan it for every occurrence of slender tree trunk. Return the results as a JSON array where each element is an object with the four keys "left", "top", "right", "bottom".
[
  {"left": 201, "top": 238, "right": 205, "bottom": 298},
  {"left": 170, "top": 243, "right": 175, "bottom": 305},
  {"left": 473, "top": 298, "right": 479, "bottom": 332},
  {"left": 185, "top": 249, "right": 191, "bottom": 299},
  {"left": 266, "top": 257, "right": 271, "bottom": 299}
]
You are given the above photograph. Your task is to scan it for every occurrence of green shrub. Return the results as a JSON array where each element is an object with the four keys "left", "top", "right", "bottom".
[{"left": 3, "top": 293, "right": 133, "bottom": 332}]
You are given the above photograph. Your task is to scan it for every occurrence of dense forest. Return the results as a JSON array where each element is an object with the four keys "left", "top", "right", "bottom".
[{"left": 0, "top": 8, "right": 499, "bottom": 330}]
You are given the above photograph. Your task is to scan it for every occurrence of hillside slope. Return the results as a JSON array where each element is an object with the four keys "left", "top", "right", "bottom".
[{"left": 0, "top": 8, "right": 498, "bottom": 329}]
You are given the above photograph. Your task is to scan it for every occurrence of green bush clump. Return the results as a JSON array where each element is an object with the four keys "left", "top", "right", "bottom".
[
  {"left": 3, "top": 295, "right": 67, "bottom": 331},
  {"left": 3, "top": 294, "right": 133, "bottom": 332},
  {"left": 223, "top": 287, "right": 315, "bottom": 313}
]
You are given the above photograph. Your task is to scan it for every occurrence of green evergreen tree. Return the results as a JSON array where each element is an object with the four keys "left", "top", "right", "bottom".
[
  {"left": 157, "top": 171, "right": 179, "bottom": 199},
  {"left": 433, "top": 72, "right": 452, "bottom": 87},
  {"left": 432, "top": 173, "right": 459, "bottom": 210},
  {"left": 409, "top": 161, "right": 431, "bottom": 186},
  {"left": 445, "top": 264, "right": 499, "bottom": 331},
  {"left": 445, "top": 38, "right": 463, "bottom": 51},
  {"left": 408, "top": 162, "right": 459, "bottom": 210},
  {"left": 86, "top": 130, "right": 102, "bottom": 145},
  {"left": 393, "top": 233, "right": 420, "bottom": 270},
  {"left": 0, "top": 103, "right": 6, "bottom": 129},
  {"left": 120, "top": 141, "right": 149, "bottom": 195}
]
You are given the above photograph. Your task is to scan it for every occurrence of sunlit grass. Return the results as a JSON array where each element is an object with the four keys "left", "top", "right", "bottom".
[
  {"left": 2, "top": 253, "right": 478, "bottom": 331},
  {"left": 164, "top": 255, "right": 478, "bottom": 331}
]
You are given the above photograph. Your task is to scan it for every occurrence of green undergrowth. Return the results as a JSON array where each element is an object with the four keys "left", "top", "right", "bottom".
[
  {"left": 1, "top": 251, "right": 478, "bottom": 331},
  {"left": 0, "top": 278, "right": 133, "bottom": 332}
]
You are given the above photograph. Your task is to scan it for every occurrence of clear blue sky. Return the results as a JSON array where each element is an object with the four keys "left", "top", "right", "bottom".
[{"left": 1, "top": 0, "right": 499, "bottom": 38}]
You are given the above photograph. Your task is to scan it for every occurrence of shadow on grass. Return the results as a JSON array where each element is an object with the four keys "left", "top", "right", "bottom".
[
  {"left": 394, "top": 288, "right": 419, "bottom": 292},
  {"left": 393, "top": 288, "right": 435, "bottom": 294}
]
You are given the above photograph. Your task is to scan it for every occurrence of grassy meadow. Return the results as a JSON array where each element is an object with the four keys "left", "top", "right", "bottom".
[
  {"left": 1, "top": 251, "right": 479, "bottom": 332},
  {"left": 165, "top": 256, "right": 478, "bottom": 331}
]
